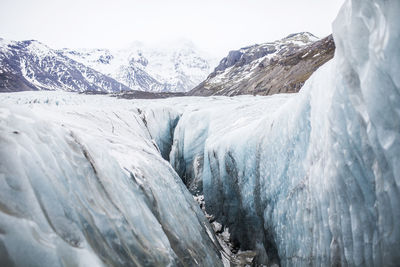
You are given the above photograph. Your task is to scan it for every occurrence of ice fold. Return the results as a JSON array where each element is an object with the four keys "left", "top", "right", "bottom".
[
  {"left": 170, "top": 0, "right": 400, "bottom": 265},
  {"left": 0, "top": 94, "right": 223, "bottom": 266}
]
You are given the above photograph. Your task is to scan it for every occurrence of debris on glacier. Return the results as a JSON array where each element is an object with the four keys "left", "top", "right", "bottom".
[{"left": 193, "top": 194, "right": 257, "bottom": 266}]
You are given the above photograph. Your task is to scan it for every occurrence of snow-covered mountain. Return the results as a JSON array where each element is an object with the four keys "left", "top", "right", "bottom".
[
  {"left": 189, "top": 32, "right": 335, "bottom": 96},
  {"left": 58, "top": 40, "right": 217, "bottom": 93},
  {"left": 0, "top": 38, "right": 217, "bottom": 93},
  {"left": 0, "top": 34, "right": 334, "bottom": 96},
  {"left": 0, "top": 38, "right": 131, "bottom": 93}
]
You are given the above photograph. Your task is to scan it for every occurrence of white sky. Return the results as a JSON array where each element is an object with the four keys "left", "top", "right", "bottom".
[{"left": 0, "top": 0, "right": 345, "bottom": 57}]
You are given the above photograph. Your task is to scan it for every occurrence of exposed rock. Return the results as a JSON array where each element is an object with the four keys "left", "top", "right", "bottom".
[
  {"left": 189, "top": 33, "right": 335, "bottom": 96},
  {"left": 0, "top": 38, "right": 217, "bottom": 93},
  {"left": 113, "top": 90, "right": 185, "bottom": 99},
  {"left": 0, "top": 39, "right": 131, "bottom": 93}
]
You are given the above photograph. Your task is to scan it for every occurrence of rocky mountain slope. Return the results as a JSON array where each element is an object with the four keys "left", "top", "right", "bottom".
[
  {"left": 0, "top": 38, "right": 216, "bottom": 93},
  {"left": 0, "top": 39, "right": 131, "bottom": 93},
  {"left": 189, "top": 32, "right": 335, "bottom": 96}
]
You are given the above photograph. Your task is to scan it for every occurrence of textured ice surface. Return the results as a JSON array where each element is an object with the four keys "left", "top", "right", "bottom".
[
  {"left": 170, "top": 0, "right": 400, "bottom": 265},
  {"left": 0, "top": 92, "right": 224, "bottom": 266},
  {"left": 169, "top": 95, "right": 292, "bottom": 194},
  {"left": 0, "top": 92, "right": 294, "bottom": 266}
]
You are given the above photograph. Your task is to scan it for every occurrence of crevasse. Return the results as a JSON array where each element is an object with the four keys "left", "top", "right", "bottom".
[
  {"left": 0, "top": 95, "right": 225, "bottom": 266},
  {"left": 169, "top": 0, "right": 400, "bottom": 265}
]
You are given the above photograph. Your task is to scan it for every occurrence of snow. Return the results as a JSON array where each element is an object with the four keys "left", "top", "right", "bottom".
[
  {"left": 25, "top": 40, "right": 54, "bottom": 58},
  {"left": 59, "top": 40, "right": 218, "bottom": 92},
  {"left": 0, "top": 38, "right": 16, "bottom": 57}
]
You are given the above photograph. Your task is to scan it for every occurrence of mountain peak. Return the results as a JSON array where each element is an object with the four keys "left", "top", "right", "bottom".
[
  {"left": 281, "top": 32, "right": 319, "bottom": 44},
  {"left": 0, "top": 37, "right": 217, "bottom": 93},
  {"left": 189, "top": 34, "right": 335, "bottom": 96}
]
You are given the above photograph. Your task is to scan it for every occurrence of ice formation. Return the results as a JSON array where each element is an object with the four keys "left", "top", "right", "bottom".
[
  {"left": 171, "top": 0, "right": 400, "bottom": 265},
  {"left": 0, "top": 93, "right": 225, "bottom": 266},
  {"left": 1, "top": 0, "right": 399, "bottom": 266}
]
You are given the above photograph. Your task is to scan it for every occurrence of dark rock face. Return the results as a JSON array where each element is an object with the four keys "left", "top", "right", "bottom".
[
  {"left": 215, "top": 50, "right": 243, "bottom": 71},
  {"left": 0, "top": 70, "right": 37, "bottom": 92},
  {"left": 113, "top": 90, "right": 185, "bottom": 99},
  {"left": 189, "top": 33, "right": 335, "bottom": 96},
  {"left": 0, "top": 39, "right": 131, "bottom": 93}
]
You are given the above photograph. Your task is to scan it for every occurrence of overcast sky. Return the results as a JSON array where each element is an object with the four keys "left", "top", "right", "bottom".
[{"left": 0, "top": 0, "right": 344, "bottom": 57}]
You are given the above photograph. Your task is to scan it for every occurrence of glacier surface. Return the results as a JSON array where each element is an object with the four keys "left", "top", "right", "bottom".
[
  {"left": 169, "top": 0, "right": 400, "bottom": 265},
  {"left": 0, "top": 93, "right": 226, "bottom": 266},
  {"left": 170, "top": 0, "right": 399, "bottom": 265},
  {"left": 1, "top": 0, "right": 400, "bottom": 266}
]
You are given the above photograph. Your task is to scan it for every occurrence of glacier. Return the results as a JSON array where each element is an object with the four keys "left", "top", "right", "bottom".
[
  {"left": 1, "top": 0, "right": 400, "bottom": 266},
  {"left": 0, "top": 93, "right": 227, "bottom": 266},
  {"left": 171, "top": 0, "right": 400, "bottom": 265}
]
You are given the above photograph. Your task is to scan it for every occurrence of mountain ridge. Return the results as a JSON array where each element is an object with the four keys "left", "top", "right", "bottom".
[
  {"left": 0, "top": 33, "right": 334, "bottom": 96},
  {"left": 0, "top": 38, "right": 216, "bottom": 93},
  {"left": 58, "top": 39, "right": 217, "bottom": 93},
  {"left": 189, "top": 32, "right": 335, "bottom": 96},
  {"left": 0, "top": 39, "right": 132, "bottom": 93}
]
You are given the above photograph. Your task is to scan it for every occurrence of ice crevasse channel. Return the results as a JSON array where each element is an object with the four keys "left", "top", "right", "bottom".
[
  {"left": 0, "top": 94, "right": 227, "bottom": 266},
  {"left": 170, "top": 0, "right": 400, "bottom": 265}
]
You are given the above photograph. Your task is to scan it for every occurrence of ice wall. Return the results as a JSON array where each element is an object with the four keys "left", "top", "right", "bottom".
[
  {"left": 170, "top": 0, "right": 400, "bottom": 265},
  {"left": 135, "top": 105, "right": 181, "bottom": 161},
  {"left": 0, "top": 93, "right": 224, "bottom": 266},
  {"left": 169, "top": 96, "right": 291, "bottom": 194}
]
